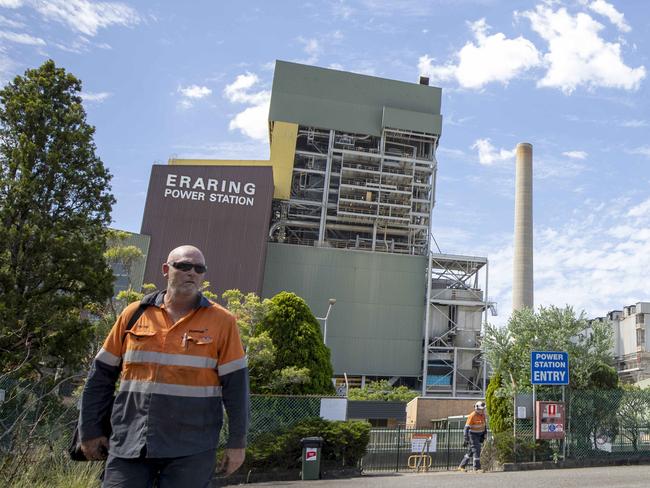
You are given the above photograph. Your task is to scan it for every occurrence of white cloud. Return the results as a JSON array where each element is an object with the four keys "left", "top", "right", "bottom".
[
  {"left": 297, "top": 36, "right": 321, "bottom": 64},
  {"left": 0, "top": 14, "right": 24, "bottom": 28},
  {"left": 522, "top": 5, "right": 645, "bottom": 93},
  {"left": 80, "top": 91, "right": 111, "bottom": 103},
  {"left": 418, "top": 19, "right": 541, "bottom": 89},
  {"left": 628, "top": 146, "right": 650, "bottom": 158},
  {"left": 562, "top": 150, "right": 588, "bottom": 159},
  {"left": 0, "top": 29, "right": 44, "bottom": 45},
  {"left": 0, "top": 0, "right": 23, "bottom": 7},
  {"left": 488, "top": 196, "right": 650, "bottom": 326},
  {"left": 178, "top": 85, "right": 211, "bottom": 99},
  {"left": 172, "top": 141, "right": 270, "bottom": 161},
  {"left": 32, "top": 0, "right": 139, "bottom": 37},
  {"left": 627, "top": 199, "right": 650, "bottom": 218},
  {"left": 535, "top": 155, "right": 586, "bottom": 179},
  {"left": 587, "top": 0, "right": 630, "bottom": 33},
  {"left": 332, "top": 1, "right": 353, "bottom": 20},
  {"left": 471, "top": 138, "right": 516, "bottom": 165},
  {"left": 223, "top": 73, "right": 268, "bottom": 104},
  {"left": 223, "top": 73, "right": 270, "bottom": 141},
  {"left": 0, "top": 47, "right": 15, "bottom": 83},
  {"left": 619, "top": 119, "right": 647, "bottom": 128}
]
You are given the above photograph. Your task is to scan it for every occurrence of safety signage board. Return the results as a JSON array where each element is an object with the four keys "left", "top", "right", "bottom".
[
  {"left": 411, "top": 433, "right": 437, "bottom": 453},
  {"left": 535, "top": 401, "right": 566, "bottom": 440},
  {"left": 305, "top": 447, "right": 318, "bottom": 461},
  {"left": 530, "top": 351, "right": 569, "bottom": 385}
]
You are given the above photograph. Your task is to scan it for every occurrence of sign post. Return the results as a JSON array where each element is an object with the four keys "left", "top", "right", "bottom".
[{"left": 530, "top": 351, "right": 569, "bottom": 442}]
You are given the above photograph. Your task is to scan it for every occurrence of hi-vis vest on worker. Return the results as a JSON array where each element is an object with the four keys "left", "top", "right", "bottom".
[
  {"left": 79, "top": 291, "right": 249, "bottom": 459},
  {"left": 465, "top": 411, "right": 486, "bottom": 433}
]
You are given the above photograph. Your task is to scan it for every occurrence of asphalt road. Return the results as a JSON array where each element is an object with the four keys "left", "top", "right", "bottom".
[{"left": 247, "top": 465, "right": 650, "bottom": 488}]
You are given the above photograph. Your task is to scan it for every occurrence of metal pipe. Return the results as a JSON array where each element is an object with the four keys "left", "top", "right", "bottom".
[
  {"left": 318, "top": 130, "right": 335, "bottom": 244},
  {"left": 269, "top": 220, "right": 413, "bottom": 237}
]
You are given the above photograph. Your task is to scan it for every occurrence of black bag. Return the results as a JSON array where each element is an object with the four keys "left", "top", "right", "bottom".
[{"left": 68, "top": 302, "right": 149, "bottom": 461}]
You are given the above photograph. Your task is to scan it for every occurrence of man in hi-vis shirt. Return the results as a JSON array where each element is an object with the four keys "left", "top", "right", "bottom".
[
  {"left": 458, "top": 400, "right": 487, "bottom": 472},
  {"left": 79, "top": 245, "right": 249, "bottom": 487}
]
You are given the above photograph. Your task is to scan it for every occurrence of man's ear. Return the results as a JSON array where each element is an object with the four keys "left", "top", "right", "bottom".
[{"left": 162, "top": 263, "right": 169, "bottom": 276}]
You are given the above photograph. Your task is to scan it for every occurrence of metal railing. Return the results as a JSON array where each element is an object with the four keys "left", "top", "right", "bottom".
[{"left": 361, "top": 426, "right": 471, "bottom": 472}]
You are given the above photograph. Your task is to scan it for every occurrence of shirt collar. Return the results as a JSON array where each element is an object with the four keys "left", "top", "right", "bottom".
[{"left": 151, "top": 290, "right": 211, "bottom": 309}]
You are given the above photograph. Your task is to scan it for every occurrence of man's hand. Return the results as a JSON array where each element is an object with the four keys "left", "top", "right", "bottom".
[
  {"left": 463, "top": 438, "right": 469, "bottom": 448},
  {"left": 218, "top": 448, "right": 245, "bottom": 476},
  {"left": 80, "top": 436, "right": 109, "bottom": 461}
]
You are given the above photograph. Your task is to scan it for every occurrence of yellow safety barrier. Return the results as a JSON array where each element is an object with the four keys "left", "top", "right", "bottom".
[{"left": 407, "top": 454, "right": 432, "bottom": 471}]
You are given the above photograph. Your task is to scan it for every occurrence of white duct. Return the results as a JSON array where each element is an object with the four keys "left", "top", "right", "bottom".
[{"left": 513, "top": 142, "right": 534, "bottom": 312}]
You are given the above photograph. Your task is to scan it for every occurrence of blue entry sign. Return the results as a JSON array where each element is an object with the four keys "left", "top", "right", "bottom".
[{"left": 531, "top": 351, "right": 569, "bottom": 385}]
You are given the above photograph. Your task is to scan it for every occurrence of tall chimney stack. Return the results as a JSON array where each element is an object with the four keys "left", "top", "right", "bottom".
[{"left": 513, "top": 142, "right": 533, "bottom": 312}]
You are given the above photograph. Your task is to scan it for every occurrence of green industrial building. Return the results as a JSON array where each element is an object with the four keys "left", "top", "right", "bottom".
[{"left": 164, "top": 61, "right": 491, "bottom": 396}]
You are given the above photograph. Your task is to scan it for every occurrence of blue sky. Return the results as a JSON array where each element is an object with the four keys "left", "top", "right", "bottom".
[{"left": 1, "top": 0, "right": 649, "bottom": 324}]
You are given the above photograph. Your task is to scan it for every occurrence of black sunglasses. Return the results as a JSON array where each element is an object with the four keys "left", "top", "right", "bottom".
[{"left": 169, "top": 261, "right": 207, "bottom": 274}]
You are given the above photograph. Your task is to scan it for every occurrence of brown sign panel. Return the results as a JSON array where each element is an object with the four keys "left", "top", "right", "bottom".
[
  {"left": 535, "top": 401, "right": 566, "bottom": 440},
  {"left": 140, "top": 165, "right": 273, "bottom": 299}
]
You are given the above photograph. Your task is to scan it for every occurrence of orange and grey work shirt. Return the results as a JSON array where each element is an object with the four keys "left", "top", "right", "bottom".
[
  {"left": 464, "top": 411, "right": 487, "bottom": 436},
  {"left": 79, "top": 291, "right": 249, "bottom": 458}
]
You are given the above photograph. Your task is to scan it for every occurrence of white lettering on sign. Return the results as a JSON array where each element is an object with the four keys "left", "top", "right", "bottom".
[
  {"left": 163, "top": 174, "right": 258, "bottom": 207},
  {"left": 533, "top": 361, "right": 567, "bottom": 368},
  {"left": 532, "top": 371, "right": 566, "bottom": 382}
]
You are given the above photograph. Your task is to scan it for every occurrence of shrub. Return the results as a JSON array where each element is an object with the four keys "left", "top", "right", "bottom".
[
  {"left": 243, "top": 418, "right": 371, "bottom": 471},
  {"left": 347, "top": 380, "right": 417, "bottom": 402},
  {"left": 490, "top": 431, "right": 551, "bottom": 464},
  {"left": 258, "top": 292, "right": 335, "bottom": 395}
]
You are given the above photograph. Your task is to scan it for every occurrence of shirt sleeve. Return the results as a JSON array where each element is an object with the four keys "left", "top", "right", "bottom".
[
  {"left": 217, "top": 313, "right": 250, "bottom": 448},
  {"left": 78, "top": 305, "right": 132, "bottom": 441}
]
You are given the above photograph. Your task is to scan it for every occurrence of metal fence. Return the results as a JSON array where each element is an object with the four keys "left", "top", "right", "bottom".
[
  {"left": 511, "top": 388, "right": 650, "bottom": 463},
  {"left": 360, "top": 426, "right": 470, "bottom": 472},
  {"left": 2, "top": 374, "right": 650, "bottom": 480}
]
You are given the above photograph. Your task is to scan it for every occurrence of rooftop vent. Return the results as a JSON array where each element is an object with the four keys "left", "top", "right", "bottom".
[{"left": 419, "top": 76, "right": 430, "bottom": 86}]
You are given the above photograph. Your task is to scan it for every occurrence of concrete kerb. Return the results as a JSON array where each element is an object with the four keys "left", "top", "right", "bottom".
[{"left": 502, "top": 455, "right": 650, "bottom": 472}]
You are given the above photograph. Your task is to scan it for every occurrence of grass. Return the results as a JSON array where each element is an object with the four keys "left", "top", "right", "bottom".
[{"left": 1, "top": 445, "right": 103, "bottom": 488}]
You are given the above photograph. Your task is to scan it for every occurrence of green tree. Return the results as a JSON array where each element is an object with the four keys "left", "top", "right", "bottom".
[
  {"left": 222, "top": 289, "right": 276, "bottom": 392},
  {"left": 485, "top": 373, "right": 511, "bottom": 434},
  {"left": 483, "top": 306, "right": 614, "bottom": 394},
  {"left": 615, "top": 385, "right": 650, "bottom": 451},
  {"left": 258, "top": 291, "right": 335, "bottom": 395},
  {"left": 104, "top": 230, "right": 144, "bottom": 291},
  {"left": 347, "top": 380, "right": 417, "bottom": 402},
  {"left": 0, "top": 60, "right": 114, "bottom": 375}
]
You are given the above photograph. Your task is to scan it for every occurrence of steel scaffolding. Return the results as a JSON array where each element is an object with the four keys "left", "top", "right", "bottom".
[
  {"left": 269, "top": 125, "right": 438, "bottom": 256},
  {"left": 421, "top": 253, "right": 494, "bottom": 397}
]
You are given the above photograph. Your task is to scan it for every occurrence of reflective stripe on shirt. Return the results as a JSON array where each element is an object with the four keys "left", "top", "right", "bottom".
[
  {"left": 218, "top": 356, "right": 248, "bottom": 376},
  {"left": 96, "top": 348, "right": 121, "bottom": 366},
  {"left": 123, "top": 350, "right": 217, "bottom": 369},
  {"left": 119, "top": 379, "right": 223, "bottom": 398}
]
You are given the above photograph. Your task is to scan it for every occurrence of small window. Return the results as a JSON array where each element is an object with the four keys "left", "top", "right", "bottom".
[
  {"left": 637, "top": 314, "right": 645, "bottom": 325},
  {"left": 637, "top": 329, "right": 645, "bottom": 347}
]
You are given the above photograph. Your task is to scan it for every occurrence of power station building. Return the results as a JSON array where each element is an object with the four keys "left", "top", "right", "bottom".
[
  {"left": 590, "top": 302, "right": 650, "bottom": 384},
  {"left": 139, "top": 61, "right": 491, "bottom": 396}
]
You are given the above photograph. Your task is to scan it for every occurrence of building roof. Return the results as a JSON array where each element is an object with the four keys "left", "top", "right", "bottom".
[{"left": 269, "top": 60, "right": 442, "bottom": 137}]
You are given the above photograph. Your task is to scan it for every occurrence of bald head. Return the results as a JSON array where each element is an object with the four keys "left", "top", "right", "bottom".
[
  {"left": 167, "top": 245, "right": 205, "bottom": 264},
  {"left": 162, "top": 245, "right": 207, "bottom": 298}
]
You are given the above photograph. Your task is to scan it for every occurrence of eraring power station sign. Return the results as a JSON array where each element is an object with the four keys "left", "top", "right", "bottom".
[
  {"left": 530, "top": 351, "right": 569, "bottom": 385},
  {"left": 140, "top": 165, "right": 274, "bottom": 297},
  {"left": 163, "top": 173, "right": 257, "bottom": 206}
]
